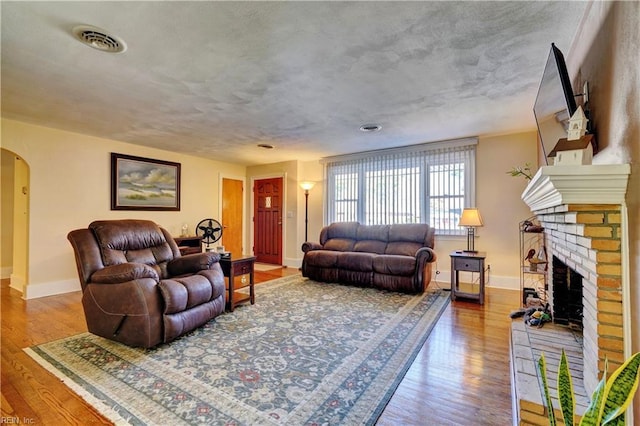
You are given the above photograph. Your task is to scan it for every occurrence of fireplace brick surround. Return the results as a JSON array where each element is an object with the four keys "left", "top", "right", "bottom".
[
  {"left": 512, "top": 164, "right": 631, "bottom": 424},
  {"left": 536, "top": 203, "right": 624, "bottom": 392}
]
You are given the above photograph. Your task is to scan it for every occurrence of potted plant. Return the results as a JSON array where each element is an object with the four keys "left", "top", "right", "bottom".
[
  {"left": 507, "top": 163, "right": 534, "bottom": 180},
  {"left": 537, "top": 351, "right": 640, "bottom": 425}
]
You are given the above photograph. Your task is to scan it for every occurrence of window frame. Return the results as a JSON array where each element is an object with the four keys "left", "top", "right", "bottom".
[{"left": 323, "top": 138, "right": 477, "bottom": 235}]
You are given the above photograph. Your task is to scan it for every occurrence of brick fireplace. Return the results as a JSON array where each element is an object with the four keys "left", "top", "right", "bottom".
[
  {"left": 513, "top": 164, "right": 631, "bottom": 423},
  {"left": 534, "top": 202, "right": 624, "bottom": 393}
]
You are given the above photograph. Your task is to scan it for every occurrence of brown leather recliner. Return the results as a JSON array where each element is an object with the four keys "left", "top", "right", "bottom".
[{"left": 67, "top": 219, "right": 226, "bottom": 348}]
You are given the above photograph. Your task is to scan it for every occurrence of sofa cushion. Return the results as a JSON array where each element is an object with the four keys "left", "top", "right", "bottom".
[
  {"left": 324, "top": 238, "right": 356, "bottom": 252},
  {"left": 304, "top": 250, "right": 340, "bottom": 268},
  {"left": 90, "top": 220, "right": 174, "bottom": 267},
  {"left": 356, "top": 224, "right": 389, "bottom": 241},
  {"left": 159, "top": 274, "right": 215, "bottom": 314},
  {"left": 325, "top": 221, "right": 359, "bottom": 240},
  {"left": 336, "top": 252, "right": 374, "bottom": 272},
  {"left": 388, "top": 223, "right": 429, "bottom": 243},
  {"left": 158, "top": 279, "right": 189, "bottom": 314},
  {"left": 385, "top": 242, "right": 422, "bottom": 256},
  {"left": 373, "top": 255, "right": 416, "bottom": 276},
  {"left": 354, "top": 240, "right": 387, "bottom": 254}
]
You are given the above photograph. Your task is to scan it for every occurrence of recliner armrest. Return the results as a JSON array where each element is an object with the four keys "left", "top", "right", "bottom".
[
  {"left": 167, "top": 252, "right": 220, "bottom": 276},
  {"left": 90, "top": 263, "right": 159, "bottom": 284},
  {"left": 415, "top": 247, "right": 437, "bottom": 264},
  {"left": 302, "top": 242, "right": 323, "bottom": 253}
]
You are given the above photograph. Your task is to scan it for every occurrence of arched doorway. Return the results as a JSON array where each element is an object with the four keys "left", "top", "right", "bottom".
[{"left": 1, "top": 148, "right": 29, "bottom": 295}]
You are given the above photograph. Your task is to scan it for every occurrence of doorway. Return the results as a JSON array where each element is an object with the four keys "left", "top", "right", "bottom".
[
  {"left": 221, "top": 177, "right": 244, "bottom": 257},
  {"left": 253, "top": 177, "right": 283, "bottom": 265},
  {"left": 0, "top": 148, "right": 29, "bottom": 294}
]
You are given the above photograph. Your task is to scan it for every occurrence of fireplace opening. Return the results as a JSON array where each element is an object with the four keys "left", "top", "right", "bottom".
[{"left": 552, "top": 256, "right": 583, "bottom": 329}]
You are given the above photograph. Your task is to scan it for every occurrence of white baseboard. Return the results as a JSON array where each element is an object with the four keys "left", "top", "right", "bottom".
[
  {"left": 431, "top": 269, "right": 519, "bottom": 291},
  {"left": 272, "top": 261, "right": 520, "bottom": 291},
  {"left": 9, "top": 273, "right": 25, "bottom": 293},
  {"left": 23, "top": 279, "right": 81, "bottom": 300},
  {"left": 1, "top": 266, "right": 13, "bottom": 280},
  {"left": 283, "top": 257, "right": 302, "bottom": 269}
]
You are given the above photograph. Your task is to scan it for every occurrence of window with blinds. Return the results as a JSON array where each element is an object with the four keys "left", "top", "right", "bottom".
[{"left": 323, "top": 138, "right": 477, "bottom": 235}]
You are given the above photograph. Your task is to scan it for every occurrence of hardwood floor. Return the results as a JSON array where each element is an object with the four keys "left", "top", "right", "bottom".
[{"left": 1, "top": 269, "right": 519, "bottom": 425}]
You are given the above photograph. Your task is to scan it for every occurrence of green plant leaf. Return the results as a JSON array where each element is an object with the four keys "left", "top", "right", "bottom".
[
  {"left": 600, "top": 352, "right": 640, "bottom": 425},
  {"left": 558, "top": 350, "right": 575, "bottom": 426},
  {"left": 579, "top": 361, "right": 607, "bottom": 426},
  {"left": 537, "top": 353, "right": 556, "bottom": 426},
  {"left": 606, "top": 413, "right": 625, "bottom": 426}
]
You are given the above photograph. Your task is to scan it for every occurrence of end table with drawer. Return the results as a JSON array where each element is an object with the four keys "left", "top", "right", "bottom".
[
  {"left": 174, "top": 236, "right": 203, "bottom": 256},
  {"left": 450, "top": 251, "right": 486, "bottom": 304},
  {"left": 219, "top": 255, "right": 256, "bottom": 311}
]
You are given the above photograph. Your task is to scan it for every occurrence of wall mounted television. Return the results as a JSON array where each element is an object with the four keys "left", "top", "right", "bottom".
[{"left": 533, "top": 43, "right": 577, "bottom": 165}]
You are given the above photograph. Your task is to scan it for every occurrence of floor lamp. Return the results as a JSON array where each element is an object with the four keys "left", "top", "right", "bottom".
[
  {"left": 300, "top": 181, "right": 316, "bottom": 242},
  {"left": 459, "top": 208, "right": 483, "bottom": 252}
]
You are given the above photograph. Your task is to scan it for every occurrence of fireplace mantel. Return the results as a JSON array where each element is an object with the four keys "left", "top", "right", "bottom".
[{"left": 521, "top": 164, "right": 631, "bottom": 211}]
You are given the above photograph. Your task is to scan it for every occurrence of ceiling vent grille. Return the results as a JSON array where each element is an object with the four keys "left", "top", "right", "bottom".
[{"left": 72, "top": 25, "right": 127, "bottom": 53}]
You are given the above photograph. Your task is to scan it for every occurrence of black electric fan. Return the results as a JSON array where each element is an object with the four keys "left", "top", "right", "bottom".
[{"left": 195, "top": 218, "right": 223, "bottom": 249}]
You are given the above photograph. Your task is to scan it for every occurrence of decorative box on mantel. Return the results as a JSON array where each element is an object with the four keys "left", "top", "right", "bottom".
[
  {"left": 548, "top": 134, "right": 594, "bottom": 166},
  {"left": 512, "top": 163, "right": 631, "bottom": 425}
]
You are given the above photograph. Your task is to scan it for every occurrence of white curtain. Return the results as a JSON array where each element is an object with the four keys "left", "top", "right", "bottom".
[{"left": 322, "top": 138, "right": 477, "bottom": 235}]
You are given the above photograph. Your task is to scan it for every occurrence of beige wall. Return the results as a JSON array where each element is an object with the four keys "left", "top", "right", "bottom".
[
  {"left": 298, "top": 160, "right": 323, "bottom": 246},
  {"left": 1, "top": 118, "right": 246, "bottom": 297},
  {"left": 297, "top": 132, "right": 538, "bottom": 289},
  {"left": 566, "top": 1, "right": 640, "bottom": 417},
  {"left": 1, "top": 149, "right": 15, "bottom": 278},
  {"left": 10, "top": 155, "right": 29, "bottom": 292},
  {"left": 434, "top": 131, "right": 539, "bottom": 288},
  {"left": 245, "top": 161, "right": 296, "bottom": 265},
  {"left": 245, "top": 159, "right": 323, "bottom": 266}
]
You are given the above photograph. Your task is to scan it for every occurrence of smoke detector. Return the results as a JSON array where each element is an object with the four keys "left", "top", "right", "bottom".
[{"left": 72, "top": 25, "right": 127, "bottom": 53}]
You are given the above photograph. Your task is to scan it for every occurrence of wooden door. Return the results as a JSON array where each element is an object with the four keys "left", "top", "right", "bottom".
[
  {"left": 253, "top": 177, "right": 283, "bottom": 264},
  {"left": 222, "top": 178, "right": 243, "bottom": 257}
]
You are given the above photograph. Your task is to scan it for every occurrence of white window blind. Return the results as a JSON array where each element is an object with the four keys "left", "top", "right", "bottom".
[{"left": 323, "top": 138, "right": 476, "bottom": 235}]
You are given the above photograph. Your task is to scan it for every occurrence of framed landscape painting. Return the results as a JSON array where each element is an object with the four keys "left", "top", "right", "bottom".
[{"left": 111, "top": 153, "right": 181, "bottom": 211}]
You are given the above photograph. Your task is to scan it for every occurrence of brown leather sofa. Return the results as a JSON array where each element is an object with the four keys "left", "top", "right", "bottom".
[
  {"left": 67, "top": 219, "right": 225, "bottom": 348},
  {"left": 301, "top": 222, "right": 437, "bottom": 293}
]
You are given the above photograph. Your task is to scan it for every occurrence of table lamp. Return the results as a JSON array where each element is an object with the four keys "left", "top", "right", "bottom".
[{"left": 459, "top": 208, "right": 483, "bottom": 252}]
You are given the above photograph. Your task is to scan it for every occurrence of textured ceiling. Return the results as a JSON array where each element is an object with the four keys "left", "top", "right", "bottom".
[{"left": 1, "top": 1, "right": 588, "bottom": 165}]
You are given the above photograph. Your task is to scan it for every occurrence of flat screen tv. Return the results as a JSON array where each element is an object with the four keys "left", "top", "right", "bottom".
[{"left": 533, "top": 43, "right": 577, "bottom": 165}]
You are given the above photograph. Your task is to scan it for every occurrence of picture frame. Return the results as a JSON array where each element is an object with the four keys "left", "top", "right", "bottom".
[{"left": 111, "top": 153, "right": 181, "bottom": 211}]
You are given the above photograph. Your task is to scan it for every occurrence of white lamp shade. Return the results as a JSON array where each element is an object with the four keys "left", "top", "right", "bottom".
[
  {"left": 300, "top": 181, "right": 316, "bottom": 191},
  {"left": 459, "top": 208, "right": 483, "bottom": 227}
]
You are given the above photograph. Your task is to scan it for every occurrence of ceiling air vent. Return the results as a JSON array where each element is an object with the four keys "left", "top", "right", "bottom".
[
  {"left": 359, "top": 124, "right": 382, "bottom": 132},
  {"left": 72, "top": 25, "right": 127, "bottom": 53}
]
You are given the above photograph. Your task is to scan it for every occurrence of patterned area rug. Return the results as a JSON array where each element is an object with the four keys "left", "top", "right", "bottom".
[{"left": 25, "top": 275, "right": 449, "bottom": 425}]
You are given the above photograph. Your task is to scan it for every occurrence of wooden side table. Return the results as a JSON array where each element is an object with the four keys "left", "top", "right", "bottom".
[
  {"left": 219, "top": 255, "right": 256, "bottom": 311},
  {"left": 174, "top": 236, "right": 203, "bottom": 255},
  {"left": 450, "top": 251, "right": 486, "bottom": 304}
]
